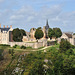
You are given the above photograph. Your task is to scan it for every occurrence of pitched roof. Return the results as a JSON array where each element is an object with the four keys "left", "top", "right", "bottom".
[
  {"left": 65, "top": 33, "right": 72, "bottom": 38},
  {"left": 0, "top": 28, "right": 10, "bottom": 32}
]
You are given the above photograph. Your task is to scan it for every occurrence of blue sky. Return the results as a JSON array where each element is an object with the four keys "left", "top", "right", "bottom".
[{"left": 0, "top": 0, "right": 75, "bottom": 32}]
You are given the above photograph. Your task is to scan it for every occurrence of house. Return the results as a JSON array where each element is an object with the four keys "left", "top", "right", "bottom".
[
  {"left": 0, "top": 24, "right": 13, "bottom": 44},
  {"left": 58, "top": 33, "right": 75, "bottom": 45}
]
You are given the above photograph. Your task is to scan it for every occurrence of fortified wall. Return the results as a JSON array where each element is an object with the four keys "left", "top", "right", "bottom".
[{"left": 8, "top": 41, "right": 47, "bottom": 49}]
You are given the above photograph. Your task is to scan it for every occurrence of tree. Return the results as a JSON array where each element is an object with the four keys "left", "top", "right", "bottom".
[
  {"left": 35, "top": 28, "right": 44, "bottom": 39},
  {"left": 59, "top": 39, "right": 71, "bottom": 52},
  {"left": 20, "top": 29, "right": 26, "bottom": 36},
  {"left": 53, "top": 28, "right": 62, "bottom": 38},
  {"left": 48, "top": 28, "right": 55, "bottom": 39},
  {"left": 12, "top": 28, "right": 26, "bottom": 42},
  {"left": 73, "top": 33, "right": 75, "bottom": 35}
]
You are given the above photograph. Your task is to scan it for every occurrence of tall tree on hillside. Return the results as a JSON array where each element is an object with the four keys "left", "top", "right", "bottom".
[
  {"left": 48, "top": 28, "right": 55, "bottom": 39},
  {"left": 53, "top": 28, "right": 62, "bottom": 38},
  {"left": 35, "top": 28, "right": 44, "bottom": 39},
  {"left": 59, "top": 39, "right": 71, "bottom": 52},
  {"left": 12, "top": 28, "right": 26, "bottom": 42}
]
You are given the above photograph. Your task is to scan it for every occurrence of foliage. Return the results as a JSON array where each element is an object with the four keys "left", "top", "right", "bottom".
[
  {"left": 12, "top": 28, "right": 26, "bottom": 42},
  {"left": 0, "top": 44, "right": 75, "bottom": 75},
  {"left": 20, "top": 45, "right": 26, "bottom": 49},
  {"left": 35, "top": 28, "right": 44, "bottom": 39},
  {"left": 48, "top": 28, "right": 55, "bottom": 39},
  {"left": 13, "top": 44, "right": 17, "bottom": 48},
  {"left": 0, "top": 44, "right": 10, "bottom": 47},
  {"left": 48, "top": 28, "right": 62, "bottom": 39},
  {"left": 53, "top": 28, "right": 62, "bottom": 38},
  {"left": 20, "top": 29, "right": 26, "bottom": 36},
  {"left": 9, "top": 49, "right": 14, "bottom": 56},
  {"left": 13, "top": 44, "right": 20, "bottom": 49},
  {"left": 73, "top": 33, "right": 75, "bottom": 35},
  {"left": 29, "top": 60, "right": 44, "bottom": 75},
  {"left": 59, "top": 39, "right": 71, "bottom": 52}
]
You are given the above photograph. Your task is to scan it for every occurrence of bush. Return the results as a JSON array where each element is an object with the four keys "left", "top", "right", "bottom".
[
  {"left": 20, "top": 45, "right": 26, "bottom": 49},
  {"left": 71, "top": 45, "right": 75, "bottom": 49},
  {"left": 9, "top": 49, "right": 14, "bottom": 56},
  {"left": 0, "top": 44, "right": 10, "bottom": 47},
  {"left": 13, "top": 45, "right": 20, "bottom": 49},
  {"left": 13, "top": 44, "right": 17, "bottom": 48},
  {"left": 54, "top": 40, "right": 57, "bottom": 45},
  {"left": 65, "top": 48, "right": 74, "bottom": 55}
]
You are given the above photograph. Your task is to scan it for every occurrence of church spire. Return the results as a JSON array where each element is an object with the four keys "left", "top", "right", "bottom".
[
  {"left": 45, "top": 19, "right": 49, "bottom": 30},
  {"left": 46, "top": 19, "right": 49, "bottom": 26}
]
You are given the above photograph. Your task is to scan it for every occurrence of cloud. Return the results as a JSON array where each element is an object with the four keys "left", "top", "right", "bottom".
[{"left": 0, "top": 0, "right": 75, "bottom": 32}]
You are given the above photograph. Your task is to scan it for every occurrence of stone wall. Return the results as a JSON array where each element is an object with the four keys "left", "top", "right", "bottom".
[
  {"left": 8, "top": 42, "right": 34, "bottom": 47},
  {"left": 8, "top": 41, "right": 47, "bottom": 49},
  {"left": 33, "top": 42, "right": 43, "bottom": 48}
]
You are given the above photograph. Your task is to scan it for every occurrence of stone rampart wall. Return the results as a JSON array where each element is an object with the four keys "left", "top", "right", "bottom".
[{"left": 8, "top": 42, "right": 46, "bottom": 49}]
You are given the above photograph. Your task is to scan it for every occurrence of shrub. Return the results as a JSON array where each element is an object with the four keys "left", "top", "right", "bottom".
[
  {"left": 13, "top": 45, "right": 20, "bottom": 49},
  {"left": 71, "top": 45, "right": 75, "bottom": 49},
  {"left": 9, "top": 49, "right": 14, "bottom": 56},
  {"left": 65, "top": 48, "right": 74, "bottom": 55},
  {"left": 20, "top": 45, "right": 26, "bottom": 49},
  {"left": 13, "top": 44, "right": 17, "bottom": 48},
  {"left": 0, "top": 44, "right": 10, "bottom": 47}
]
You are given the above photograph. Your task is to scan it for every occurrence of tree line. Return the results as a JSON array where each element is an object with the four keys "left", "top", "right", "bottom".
[{"left": 12, "top": 27, "right": 62, "bottom": 42}]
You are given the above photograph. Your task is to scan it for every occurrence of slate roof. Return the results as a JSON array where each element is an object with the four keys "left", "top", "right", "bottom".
[
  {"left": 65, "top": 33, "right": 72, "bottom": 38},
  {"left": 0, "top": 28, "right": 10, "bottom": 32}
]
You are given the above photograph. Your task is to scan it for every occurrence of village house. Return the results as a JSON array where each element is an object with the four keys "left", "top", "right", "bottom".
[{"left": 58, "top": 33, "right": 75, "bottom": 45}]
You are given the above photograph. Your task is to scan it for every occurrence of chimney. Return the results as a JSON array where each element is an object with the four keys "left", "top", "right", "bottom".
[
  {"left": 7, "top": 25, "right": 8, "bottom": 28},
  {"left": 10, "top": 25, "right": 12, "bottom": 28},
  {"left": 3, "top": 25, "right": 5, "bottom": 28},
  {"left": 0, "top": 24, "right": 1, "bottom": 28}
]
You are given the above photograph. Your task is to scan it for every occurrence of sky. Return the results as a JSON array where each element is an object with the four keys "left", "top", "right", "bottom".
[{"left": 0, "top": 0, "right": 75, "bottom": 32}]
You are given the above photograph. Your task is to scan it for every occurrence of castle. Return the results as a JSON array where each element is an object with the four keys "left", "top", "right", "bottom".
[
  {"left": 22, "top": 20, "right": 50, "bottom": 42},
  {"left": 0, "top": 21, "right": 75, "bottom": 48},
  {"left": 0, "top": 24, "right": 13, "bottom": 44}
]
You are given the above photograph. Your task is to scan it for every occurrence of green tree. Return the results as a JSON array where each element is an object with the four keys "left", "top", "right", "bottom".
[
  {"left": 59, "top": 39, "right": 71, "bottom": 52},
  {"left": 73, "top": 33, "right": 75, "bottom": 35},
  {"left": 35, "top": 28, "right": 44, "bottom": 39},
  {"left": 20, "top": 29, "right": 26, "bottom": 36},
  {"left": 48, "top": 28, "right": 55, "bottom": 39},
  {"left": 53, "top": 28, "right": 62, "bottom": 38},
  {"left": 12, "top": 28, "right": 26, "bottom": 42}
]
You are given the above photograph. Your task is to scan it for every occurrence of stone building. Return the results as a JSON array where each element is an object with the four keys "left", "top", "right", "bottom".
[
  {"left": 58, "top": 33, "right": 75, "bottom": 45},
  {"left": 0, "top": 24, "right": 13, "bottom": 44}
]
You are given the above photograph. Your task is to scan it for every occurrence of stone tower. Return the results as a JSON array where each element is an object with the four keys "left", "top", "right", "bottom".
[
  {"left": 43, "top": 20, "right": 50, "bottom": 39},
  {"left": 30, "top": 28, "right": 36, "bottom": 39}
]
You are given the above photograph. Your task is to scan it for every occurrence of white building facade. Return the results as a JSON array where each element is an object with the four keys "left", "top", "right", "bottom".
[{"left": 0, "top": 24, "right": 13, "bottom": 44}]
